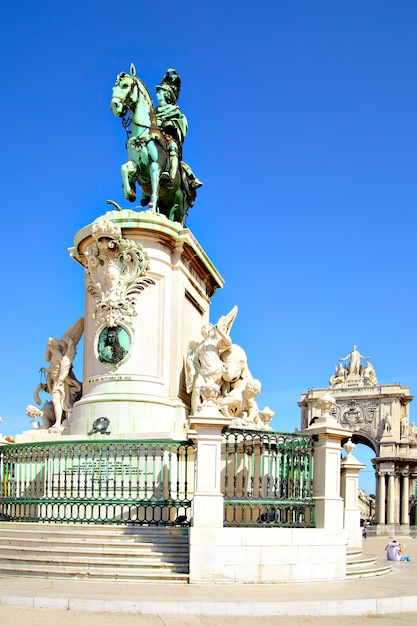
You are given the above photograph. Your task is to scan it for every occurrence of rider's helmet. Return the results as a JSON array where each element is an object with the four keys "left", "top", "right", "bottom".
[{"left": 156, "top": 69, "right": 181, "bottom": 103}]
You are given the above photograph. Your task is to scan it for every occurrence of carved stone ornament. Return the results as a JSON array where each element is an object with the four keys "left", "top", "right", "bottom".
[
  {"left": 330, "top": 398, "right": 378, "bottom": 436},
  {"left": 88, "top": 417, "right": 111, "bottom": 436},
  {"left": 317, "top": 391, "right": 336, "bottom": 415},
  {"left": 258, "top": 406, "right": 275, "bottom": 430},
  {"left": 343, "top": 438, "right": 356, "bottom": 457},
  {"left": 82, "top": 218, "right": 155, "bottom": 329}
]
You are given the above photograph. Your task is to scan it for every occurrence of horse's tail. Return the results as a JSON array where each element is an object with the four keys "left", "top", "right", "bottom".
[{"left": 180, "top": 162, "right": 202, "bottom": 208}]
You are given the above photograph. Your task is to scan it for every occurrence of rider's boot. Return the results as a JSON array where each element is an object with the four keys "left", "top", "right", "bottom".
[
  {"left": 149, "top": 161, "right": 159, "bottom": 211},
  {"left": 161, "top": 142, "right": 179, "bottom": 184}
]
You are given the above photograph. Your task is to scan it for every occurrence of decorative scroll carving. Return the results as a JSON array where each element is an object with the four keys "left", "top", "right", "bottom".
[
  {"left": 82, "top": 218, "right": 155, "bottom": 329},
  {"left": 330, "top": 398, "right": 378, "bottom": 435}
]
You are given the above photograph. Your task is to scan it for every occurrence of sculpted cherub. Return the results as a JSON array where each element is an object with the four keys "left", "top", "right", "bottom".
[{"left": 220, "top": 377, "right": 262, "bottom": 428}]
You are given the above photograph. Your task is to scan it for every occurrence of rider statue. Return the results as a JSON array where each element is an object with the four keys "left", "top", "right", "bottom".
[
  {"left": 110, "top": 64, "right": 203, "bottom": 224},
  {"left": 155, "top": 69, "right": 202, "bottom": 191}
]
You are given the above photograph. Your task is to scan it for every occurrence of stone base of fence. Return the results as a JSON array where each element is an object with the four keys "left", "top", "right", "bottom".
[{"left": 189, "top": 526, "right": 347, "bottom": 583}]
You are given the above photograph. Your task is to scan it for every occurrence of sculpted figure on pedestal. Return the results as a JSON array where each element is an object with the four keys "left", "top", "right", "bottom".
[
  {"left": 383, "top": 413, "right": 393, "bottom": 436},
  {"left": 188, "top": 323, "right": 231, "bottom": 414},
  {"left": 29, "top": 318, "right": 84, "bottom": 433},
  {"left": 187, "top": 307, "right": 272, "bottom": 429},
  {"left": 363, "top": 362, "right": 378, "bottom": 386},
  {"left": 329, "top": 362, "right": 348, "bottom": 387},
  {"left": 110, "top": 64, "right": 202, "bottom": 224},
  {"left": 339, "top": 345, "right": 370, "bottom": 375},
  {"left": 401, "top": 414, "right": 409, "bottom": 438},
  {"left": 186, "top": 307, "right": 237, "bottom": 415},
  {"left": 329, "top": 346, "right": 378, "bottom": 388}
]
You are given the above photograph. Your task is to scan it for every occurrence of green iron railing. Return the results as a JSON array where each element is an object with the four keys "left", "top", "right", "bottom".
[
  {"left": 0, "top": 431, "right": 315, "bottom": 529},
  {"left": 223, "top": 429, "right": 315, "bottom": 527},
  {"left": 0, "top": 439, "right": 194, "bottom": 526}
]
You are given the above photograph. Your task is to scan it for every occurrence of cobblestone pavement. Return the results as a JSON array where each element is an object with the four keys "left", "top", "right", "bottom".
[{"left": 1, "top": 607, "right": 417, "bottom": 625}]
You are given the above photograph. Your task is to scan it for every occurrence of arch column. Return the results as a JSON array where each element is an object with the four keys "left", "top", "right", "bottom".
[
  {"left": 395, "top": 474, "right": 401, "bottom": 524},
  {"left": 376, "top": 471, "right": 386, "bottom": 524},
  {"left": 387, "top": 472, "right": 395, "bottom": 524},
  {"left": 410, "top": 474, "right": 417, "bottom": 526},
  {"left": 401, "top": 470, "right": 410, "bottom": 525}
]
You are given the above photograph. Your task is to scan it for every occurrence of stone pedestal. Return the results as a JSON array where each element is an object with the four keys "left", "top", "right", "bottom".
[
  {"left": 67, "top": 209, "right": 223, "bottom": 439},
  {"left": 302, "top": 393, "right": 351, "bottom": 530},
  {"left": 341, "top": 440, "right": 366, "bottom": 548},
  {"left": 188, "top": 398, "right": 231, "bottom": 528}
]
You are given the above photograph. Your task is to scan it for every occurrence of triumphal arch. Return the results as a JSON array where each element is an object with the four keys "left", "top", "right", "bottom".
[{"left": 299, "top": 346, "right": 417, "bottom": 533}]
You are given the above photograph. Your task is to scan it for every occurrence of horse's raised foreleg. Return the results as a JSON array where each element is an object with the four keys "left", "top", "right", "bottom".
[
  {"left": 121, "top": 161, "right": 137, "bottom": 202},
  {"left": 149, "top": 161, "right": 160, "bottom": 212}
]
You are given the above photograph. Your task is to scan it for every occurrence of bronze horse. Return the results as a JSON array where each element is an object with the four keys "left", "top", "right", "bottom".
[{"left": 110, "top": 65, "right": 199, "bottom": 224}]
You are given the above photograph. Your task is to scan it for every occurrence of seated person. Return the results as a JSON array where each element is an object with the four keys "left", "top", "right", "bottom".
[{"left": 385, "top": 539, "right": 411, "bottom": 562}]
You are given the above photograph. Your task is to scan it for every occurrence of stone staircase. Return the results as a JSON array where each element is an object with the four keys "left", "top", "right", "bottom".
[
  {"left": 0, "top": 522, "right": 189, "bottom": 583},
  {"left": 0, "top": 522, "right": 393, "bottom": 583},
  {"left": 346, "top": 547, "right": 392, "bottom": 578}
]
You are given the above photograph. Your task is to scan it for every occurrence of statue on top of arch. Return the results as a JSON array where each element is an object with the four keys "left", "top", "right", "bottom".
[{"left": 329, "top": 345, "right": 378, "bottom": 388}]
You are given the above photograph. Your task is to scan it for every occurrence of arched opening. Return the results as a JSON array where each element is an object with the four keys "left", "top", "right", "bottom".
[
  {"left": 340, "top": 432, "right": 417, "bottom": 531},
  {"left": 343, "top": 435, "right": 377, "bottom": 525}
]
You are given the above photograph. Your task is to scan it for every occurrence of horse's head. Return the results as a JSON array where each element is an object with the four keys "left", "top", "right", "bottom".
[{"left": 110, "top": 64, "right": 139, "bottom": 118}]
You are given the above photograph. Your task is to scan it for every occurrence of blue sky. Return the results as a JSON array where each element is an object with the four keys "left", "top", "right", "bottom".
[{"left": 1, "top": 1, "right": 416, "bottom": 493}]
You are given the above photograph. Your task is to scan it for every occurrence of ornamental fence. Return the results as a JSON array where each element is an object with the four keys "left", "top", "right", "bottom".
[
  {"left": 0, "top": 440, "right": 194, "bottom": 525},
  {"left": 0, "top": 430, "right": 315, "bottom": 528},
  {"left": 223, "top": 429, "right": 315, "bottom": 527}
]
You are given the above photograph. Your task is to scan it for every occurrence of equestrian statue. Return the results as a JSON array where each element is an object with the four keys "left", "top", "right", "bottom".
[{"left": 110, "top": 64, "right": 202, "bottom": 225}]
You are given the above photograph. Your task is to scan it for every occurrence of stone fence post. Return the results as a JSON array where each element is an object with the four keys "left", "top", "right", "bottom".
[
  {"left": 340, "top": 439, "right": 366, "bottom": 548},
  {"left": 187, "top": 382, "right": 231, "bottom": 527},
  {"left": 302, "top": 392, "right": 352, "bottom": 530}
]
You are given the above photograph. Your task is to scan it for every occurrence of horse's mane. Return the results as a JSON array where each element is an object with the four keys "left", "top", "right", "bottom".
[
  {"left": 134, "top": 76, "right": 155, "bottom": 110},
  {"left": 116, "top": 71, "right": 157, "bottom": 124}
]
